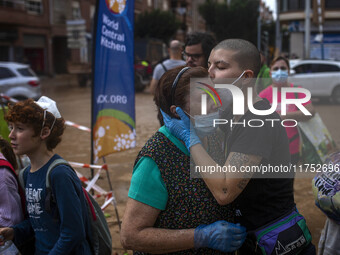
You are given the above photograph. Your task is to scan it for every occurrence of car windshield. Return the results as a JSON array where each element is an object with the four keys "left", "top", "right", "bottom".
[{"left": 17, "top": 67, "right": 36, "bottom": 77}]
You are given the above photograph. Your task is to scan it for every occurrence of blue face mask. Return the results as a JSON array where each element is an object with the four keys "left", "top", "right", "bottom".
[
  {"left": 184, "top": 110, "right": 219, "bottom": 137},
  {"left": 271, "top": 69, "right": 288, "bottom": 83}
]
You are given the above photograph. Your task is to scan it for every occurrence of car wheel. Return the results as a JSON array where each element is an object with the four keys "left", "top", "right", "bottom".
[{"left": 332, "top": 86, "right": 340, "bottom": 104}]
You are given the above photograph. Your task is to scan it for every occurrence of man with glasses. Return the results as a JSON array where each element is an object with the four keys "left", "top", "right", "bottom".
[{"left": 183, "top": 32, "right": 216, "bottom": 68}]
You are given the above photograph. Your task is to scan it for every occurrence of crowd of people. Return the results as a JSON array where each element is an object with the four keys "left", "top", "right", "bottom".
[
  {"left": 122, "top": 33, "right": 338, "bottom": 255},
  {"left": 0, "top": 31, "right": 338, "bottom": 255}
]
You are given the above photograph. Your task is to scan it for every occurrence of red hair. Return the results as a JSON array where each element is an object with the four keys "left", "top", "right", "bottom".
[{"left": 5, "top": 99, "right": 65, "bottom": 151}]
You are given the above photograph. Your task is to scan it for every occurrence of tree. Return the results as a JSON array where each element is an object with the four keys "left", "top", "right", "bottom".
[
  {"left": 135, "top": 10, "right": 180, "bottom": 43},
  {"left": 199, "top": 0, "right": 260, "bottom": 45}
]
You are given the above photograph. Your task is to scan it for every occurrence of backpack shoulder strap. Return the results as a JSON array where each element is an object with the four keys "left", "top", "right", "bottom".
[
  {"left": 19, "top": 165, "right": 30, "bottom": 191},
  {"left": 0, "top": 159, "right": 14, "bottom": 171},
  {"left": 46, "top": 158, "right": 71, "bottom": 189},
  {"left": 45, "top": 158, "right": 71, "bottom": 217},
  {"left": 160, "top": 61, "right": 167, "bottom": 72}
]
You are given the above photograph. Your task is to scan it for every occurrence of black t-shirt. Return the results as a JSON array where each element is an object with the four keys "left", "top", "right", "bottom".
[{"left": 228, "top": 99, "right": 295, "bottom": 230}]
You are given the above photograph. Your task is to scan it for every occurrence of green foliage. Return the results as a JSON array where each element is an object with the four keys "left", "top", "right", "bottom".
[
  {"left": 135, "top": 10, "right": 181, "bottom": 43},
  {"left": 199, "top": 0, "right": 260, "bottom": 45}
]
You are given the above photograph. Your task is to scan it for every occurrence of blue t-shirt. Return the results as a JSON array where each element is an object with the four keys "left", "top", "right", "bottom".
[{"left": 13, "top": 154, "right": 92, "bottom": 255}]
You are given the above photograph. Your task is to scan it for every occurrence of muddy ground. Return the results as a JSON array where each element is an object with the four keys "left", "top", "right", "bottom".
[{"left": 42, "top": 77, "right": 340, "bottom": 254}]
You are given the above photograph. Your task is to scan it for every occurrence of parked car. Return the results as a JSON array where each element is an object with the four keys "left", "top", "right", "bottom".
[
  {"left": 0, "top": 62, "right": 41, "bottom": 101},
  {"left": 288, "top": 59, "right": 340, "bottom": 104}
]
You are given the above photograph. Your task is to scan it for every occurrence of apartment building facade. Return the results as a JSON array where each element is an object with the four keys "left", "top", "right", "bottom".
[
  {"left": 0, "top": 0, "right": 96, "bottom": 75},
  {"left": 0, "top": 0, "right": 206, "bottom": 75},
  {"left": 279, "top": 0, "right": 340, "bottom": 59}
]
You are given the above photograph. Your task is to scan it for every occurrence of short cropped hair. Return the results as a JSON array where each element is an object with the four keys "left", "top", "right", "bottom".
[
  {"left": 5, "top": 99, "right": 65, "bottom": 151},
  {"left": 214, "top": 39, "right": 261, "bottom": 77},
  {"left": 185, "top": 32, "right": 216, "bottom": 66},
  {"left": 154, "top": 66, "right": 209, "bottom": 118}
]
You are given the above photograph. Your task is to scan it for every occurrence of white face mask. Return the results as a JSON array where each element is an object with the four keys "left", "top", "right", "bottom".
[
  {"left": 232, "top": 70, "right": 246, "bottom": 86},
  {"left": 214, "top": 71, "right": 246, "bottom": 120}
]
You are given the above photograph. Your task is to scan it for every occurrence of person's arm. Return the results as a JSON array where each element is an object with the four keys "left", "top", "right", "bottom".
[
  {"left": 123, "top": 154, "right": 247, "bottom": 253},
  {"left": 149, "top": 78, "right": 159, "bottom": 95},
  {"left": 161, "top": 108, "right": 263, "bottom": 205},
  {"left": 0, "top": 219, "right": 33, "bottom": 247},
  {"left": 48, "top": 166, "right": 87, "bottom": 255},
  {"left": 9, "top": 219, "right": 34, "bottom": 247},
  {"left": 191, "top": 144, "right": 261, "bottom": 205},
  {"left": 0, "top": 169, "right": 24, "bottom": 227},
  {"left": 280, "top": 103, "right": 315, "bottom": 122},
  {"left": 120, "top": 198, "right": 247, "bottom": 254},
  {"left": 150, "top": 64, "right": 162, "bottom": 95},
  {"left": 121, "top": 198, "right": 195, "bottom": 253}
]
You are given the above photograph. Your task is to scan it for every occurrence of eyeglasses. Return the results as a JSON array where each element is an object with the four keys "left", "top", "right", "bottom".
[{"left": 182, "top": 51, "right": 204, "bottom": 61}]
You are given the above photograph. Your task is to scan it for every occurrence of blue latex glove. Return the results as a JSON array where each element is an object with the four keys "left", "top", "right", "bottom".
[
  {"left": 194, "top": 221, "right": 247, "bottom": 252},
  {"left": 160, "top": 107, "right": 201, "bottom": 151}
]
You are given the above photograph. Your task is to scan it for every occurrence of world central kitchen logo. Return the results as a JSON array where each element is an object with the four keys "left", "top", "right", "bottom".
[{"left": 198, "top": 83, "right": 312, "bottom": 128}]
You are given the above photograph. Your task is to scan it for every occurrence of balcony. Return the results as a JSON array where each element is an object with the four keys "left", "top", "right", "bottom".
[{"left": 0, "top": 0, "right": 43, "bottom": 15}]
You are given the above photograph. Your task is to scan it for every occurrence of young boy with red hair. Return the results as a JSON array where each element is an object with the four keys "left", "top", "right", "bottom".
[{"left": 0, "top": 97, "right": 92, "bottom": 255}]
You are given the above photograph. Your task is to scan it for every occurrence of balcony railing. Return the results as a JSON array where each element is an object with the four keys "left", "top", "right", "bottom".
[
  {"left": 0, "top": 0, "right": 43, "bottom": 14},
  {"left": 0, "top": 0, "right": 25, "bottom": 10}
]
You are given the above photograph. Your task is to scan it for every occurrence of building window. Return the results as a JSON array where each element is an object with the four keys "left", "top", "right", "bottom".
[
  {"left": 280, "top": 0, "right": 313, "bottom": 12},
  {"left": 325, "top": 0, "right": 340, "bottom": 8},
  {"left": 26, "top": 0, "right": 43, "bottom": 14},
  {"left": 72, "top": 1, "right": 81, "bottom": 19},
  {"left": 0, "top": 0, "right": 14, "bottom": 7},
  {"left": 0, "top": 0, "right": 25, "bottom": 10}
]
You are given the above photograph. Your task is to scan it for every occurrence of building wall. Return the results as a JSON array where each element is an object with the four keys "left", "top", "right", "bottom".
[
  {"left": 290, "top": 32, "right": 304, "bottom": 58},
  {"left": 0, "top": 0, "right": 206, "bottom": 74},
  {"left": 0, "top": 0, "right": 52, "bottom": 74},
  {"left": 280, "top": 0, "right": 340, "bottom": 59}
]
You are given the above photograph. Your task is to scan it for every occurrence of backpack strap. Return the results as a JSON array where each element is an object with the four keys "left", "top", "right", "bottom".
[
  {"left": 0, "top": 159, "right": 14, "bottom": 171},
  {"left": 160, "top": 61, "right": 167, "bottom": 72},
  {"left": 18, "top": 166, "right": 29, "bottom": 192},
  {"left": 45, "top": 158, "right": 70, "bottom": 189},
  {"left": 45, "top": 158, "right": 70, "bottom": 216}
]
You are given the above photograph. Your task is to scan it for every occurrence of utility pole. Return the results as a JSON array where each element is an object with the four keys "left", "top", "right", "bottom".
[
  {"left": 305, "top": 0, "right": 311, "bottom": 59},
  {"left": 257, "top": 1, "right": 261, "bottom": 51},
  {"left": 275, "top": 0, "right": 281, "bottom": 56},
  {"left": 313, "top": 0, "right": 325, "bottom": 59}
]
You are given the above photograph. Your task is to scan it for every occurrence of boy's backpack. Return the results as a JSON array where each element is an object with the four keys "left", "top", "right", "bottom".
[
  {"left": 19, "top": 158, "right": 112, "bottom": 255},
  {"left": 0, "top": 158, "right": 26, "bottom": 215}
]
